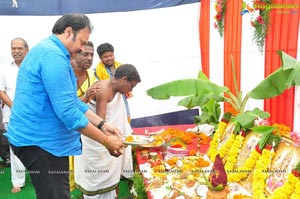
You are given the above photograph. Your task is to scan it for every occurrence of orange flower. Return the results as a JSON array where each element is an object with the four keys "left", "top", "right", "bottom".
[
  {"left": 199, "top": 133, "right": 209, "bottom": 145},
  {"left": 272, "top": 123, "right": 291, "bottom": 136},
  {"left": 195, "top": 157, "right": 210, "bottom": 167},
  {"left": 233, "top": 194, "right": 252, "bottom": 199},
  {"left": 188, "top": 149, "right": 197, "bottom": 156}
]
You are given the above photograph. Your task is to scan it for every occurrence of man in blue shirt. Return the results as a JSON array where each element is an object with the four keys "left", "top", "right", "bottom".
[{"left": 6, "top": 14, "right": 125, "bottom": 199}]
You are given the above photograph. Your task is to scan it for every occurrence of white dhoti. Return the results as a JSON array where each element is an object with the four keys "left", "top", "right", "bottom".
[
  {"left": 75, "top": 93, "right": 133, "bottom": 198},
  {"left": 4, "top": 123, "right": 26, "bottom": 188}
]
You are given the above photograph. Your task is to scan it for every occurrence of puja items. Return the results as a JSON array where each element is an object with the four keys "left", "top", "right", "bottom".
[
  {"left": 205, "top": 154, "right": 228, "bottom": 199},
  {"left": 165, "top": 146, "right": 189, "bottom": 159}
]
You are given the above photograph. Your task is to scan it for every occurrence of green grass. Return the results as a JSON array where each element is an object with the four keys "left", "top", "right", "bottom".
[{"left": 0, "top": 165, "right": 132, "bottom": 199}]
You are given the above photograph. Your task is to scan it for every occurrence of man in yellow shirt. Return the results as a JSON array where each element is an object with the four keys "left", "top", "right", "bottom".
[
  {"left": 94, "top": 43, "right": 132, "bottom": 121},
  {"left": 94, "top": 43, "right": 121, "bottom": 80}
]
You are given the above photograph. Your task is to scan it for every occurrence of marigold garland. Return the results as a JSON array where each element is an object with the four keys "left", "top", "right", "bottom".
[
  {"left": 270, "top": 173, "right": 298, "bottom": 199},
  {"left": 227, "top": 149, "right": 261, "bottom": 182},
  {"left": 290, "top": 179, "right": 300, "bottom": 199},
  {"left": 224, "top": 134, "right": 245, "bottom": 172},
  {"left": 218, "top": 133, "right": 235, "bottom": 159},
  {"left": 252, "top": 149, "right": 275, "bottom": 199},
  {"left": 160, "top": 128, "right": 196, "bottom": 144},
  {"left": 207, "top": 121, "right": 227, "bottom": 161}
]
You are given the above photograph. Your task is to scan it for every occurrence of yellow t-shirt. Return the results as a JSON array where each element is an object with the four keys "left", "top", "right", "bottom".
[
  {"left": 77, "top": 69, "right": 98, "bottom": 97},
  {"left": 94, "top": 61, "right": 122, "bottom": 80}
]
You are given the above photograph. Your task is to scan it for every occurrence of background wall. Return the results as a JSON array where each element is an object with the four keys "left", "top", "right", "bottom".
[{"left": 0, "top": 2, "right": 201, "bottom": 127}]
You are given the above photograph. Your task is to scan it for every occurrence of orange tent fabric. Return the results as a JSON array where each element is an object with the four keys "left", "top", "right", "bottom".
[
  {"left": 223, "top": 0, "right": 243, "bottom": 112},
  {"left": 200, "top": 0, "right": 210, "bottom": 77},
  {"left": 264, "top": 0, "right": 300, "bottom": 129}
]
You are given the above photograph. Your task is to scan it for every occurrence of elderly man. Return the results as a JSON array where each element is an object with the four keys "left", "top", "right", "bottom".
[{"left": 0, "top": 37, "right": 29, "bottom": 193}]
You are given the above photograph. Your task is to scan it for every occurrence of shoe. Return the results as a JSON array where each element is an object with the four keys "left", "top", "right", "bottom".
[{"left": 4, "top": 158, "right": 10, "bottom": 167}]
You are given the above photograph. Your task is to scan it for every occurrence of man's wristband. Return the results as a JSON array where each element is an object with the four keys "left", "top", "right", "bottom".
[{"left": 97, "top": 120, "right": 105, "bottom": 130}]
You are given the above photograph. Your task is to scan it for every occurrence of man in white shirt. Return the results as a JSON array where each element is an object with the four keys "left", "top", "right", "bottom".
[{"left": 0, "top": 37, "right": 29, "bottom": 193}]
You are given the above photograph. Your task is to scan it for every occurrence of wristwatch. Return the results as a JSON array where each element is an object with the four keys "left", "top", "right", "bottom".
[{"left": 97, "top": 120, "right": 105, "bottom": 130}]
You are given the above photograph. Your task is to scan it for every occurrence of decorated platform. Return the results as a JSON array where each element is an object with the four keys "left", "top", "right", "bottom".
[{"left": 130, "top": 121, "right": 300, "bottom": 199}]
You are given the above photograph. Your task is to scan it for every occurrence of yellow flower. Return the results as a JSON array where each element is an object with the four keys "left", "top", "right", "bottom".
[
  {"left": 219, "top": 133, "right": 235, "bottom": 158},
  {"left": 225, "top": 135, "right": 244, "bottom": 171},
  {"left": 207, "top": 121, "right": 227, "bottom": 161},
  {"left": 227, "top": 150, "right": 260, "bottom": 183},
  {"left": 252, "top": 149, "right": 275, "bottom": 198},
  {"left": 290, "top": 178, "right": 300, "bottom": 199},
  {"left": 271, "top": 174, "right": 298, "bottom": 199}
]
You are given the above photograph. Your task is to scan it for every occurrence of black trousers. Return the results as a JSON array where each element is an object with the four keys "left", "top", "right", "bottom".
[
  {"left": 11, "top": 145, "right": 71, "bottom": 199},
  {"left": 0, "top": 131, "right": 9, "bottom": 162}
]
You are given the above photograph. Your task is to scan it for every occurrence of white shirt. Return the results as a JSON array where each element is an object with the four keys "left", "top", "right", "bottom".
[{"left": 0, "top": 61, "right": 19, "bottom": 123}]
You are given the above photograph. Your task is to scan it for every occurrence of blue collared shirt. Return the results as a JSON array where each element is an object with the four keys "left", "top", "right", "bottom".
[{"left": 6, "top": 35, "right": 89, "bottom": 157}]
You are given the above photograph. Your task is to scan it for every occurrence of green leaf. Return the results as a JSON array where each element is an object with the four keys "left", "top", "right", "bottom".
[
  {"left": 266, "top": 134, "right": 281, "bottom": 148},
  {"left": 248, "top": 67, "right": 292, "bottom": 99},
  {"left": 279, "top": 50, "right": 300, "bottom": 71},
  {"left": 132, "top": 172, "right": 147, "bottom": 199},
  {"left": 248, "top": 50, "right": 300, "bottom": 99},
  {"left": 212, "top": 184, "right": 225, "bottom": 191},
  {"left": 147, "top": 79, "right": 228, "bottom": 100},
  {"left": 178, "top": 94, "right": 225, "bottom": 109},
  {"left": 235, "top": 108, "right": 270, "bottom": 129},
  {"left": 233, "top": 121, "right": 241, "bottom": 135},
  {"left": 286, "top": 67, "right": 300, "bottom": 87},
  {"left": 251, "top": 126, "right": 275, "bottom": 149},
  {"left": 201, "top": 99, "right": 221, "bottom": 124},
  {"left": 236, "top": 113, "right": 256, "bottom": 129},
  {"left": 198, "top": 71, "right": 209, "bottom": 80},
  {"left": 247, "top": 108, "right": 270, "bottom": 119},
  {"left": 194, "top": 115, "right": 201, "bottom": 124},
  {"left": 252, "top": 126, "right": 274, "bottom": 134}
]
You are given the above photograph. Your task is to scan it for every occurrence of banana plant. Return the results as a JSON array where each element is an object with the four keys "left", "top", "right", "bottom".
[{"left": 146, "top": 50, "right": 300, "bottom": 129}]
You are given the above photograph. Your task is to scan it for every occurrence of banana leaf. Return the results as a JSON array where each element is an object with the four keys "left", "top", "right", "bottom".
[
  {"left": 235, "top": 108, "right": 270, "bottom": 129},
  {"left": 177, "top": 94, "right": 226, "bottom": 109},
  {"left": 248, "top": 50, "right": 300, "bottom": 99},
  {"left": 147, "top": 79, "right": 228, "bottom": 100},
  {"left": 279, "top": 50, "right": 300, "bottom": 86}
]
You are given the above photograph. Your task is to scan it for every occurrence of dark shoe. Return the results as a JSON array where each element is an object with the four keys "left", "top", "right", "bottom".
[{"left": 4, "top": 158, "right": 10, "bottom": 167}]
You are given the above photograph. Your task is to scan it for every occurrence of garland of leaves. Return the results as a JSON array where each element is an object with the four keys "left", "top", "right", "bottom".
[
  {"left": 250, "top": 0, "right": 272, "bottom": 52},
  {"left": 214, "top": 0, "right": 227, "bottom": 37},
  {"left": 215, "top": 0, "right": 272, "bottom": 52}
]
